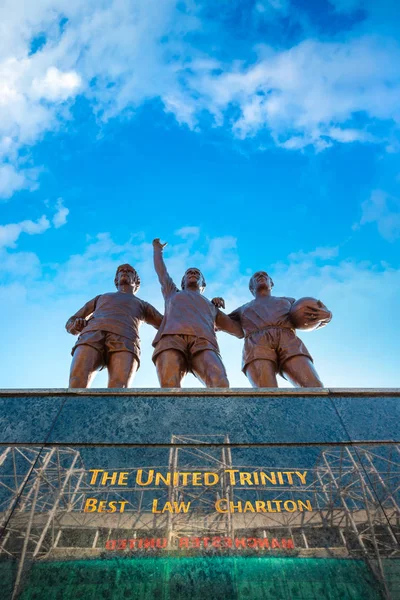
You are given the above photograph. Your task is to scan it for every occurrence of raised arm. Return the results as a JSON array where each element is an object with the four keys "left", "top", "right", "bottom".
[
  {"left": 152, "top": 238, "right": 178, "bottom": 297},
  {"left": 65, "top": 296, "right": 98, "bottom": 335}
]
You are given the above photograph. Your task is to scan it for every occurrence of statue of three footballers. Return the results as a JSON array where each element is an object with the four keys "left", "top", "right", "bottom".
[{"left": 66, "top": 239, "right": 332, "bottom": 389}]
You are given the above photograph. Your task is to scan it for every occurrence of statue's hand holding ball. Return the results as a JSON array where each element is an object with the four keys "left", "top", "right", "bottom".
[{"left": 289, "top": 298, "right": 332, "bottom": 331}]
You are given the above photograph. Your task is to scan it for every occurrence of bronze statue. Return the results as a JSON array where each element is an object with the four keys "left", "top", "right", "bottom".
[
  {"left": 152, "top": 239, "right": 243, "bottom": 388},
  {"left": 66, "top": 264, "right": 162, "bottom": 388},
  {"left": 218, "top": 271, "right": 332, "bottom": 388}
]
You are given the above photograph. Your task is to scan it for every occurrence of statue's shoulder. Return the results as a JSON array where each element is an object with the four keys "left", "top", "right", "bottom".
[
  {"left": 238, "top": 299, "right": 256, "bottom": 313},
  {"left": 280, "top": 296, "right": 296, "bottom": 304}
]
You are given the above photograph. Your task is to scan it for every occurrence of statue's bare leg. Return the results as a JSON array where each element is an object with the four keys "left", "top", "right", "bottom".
[
  {"left": 281, "top": 356, "right": 323, "bottom": 388},
  {"left": 69, "top": 345, "right": 103, "bottom": 388},
  {"left": 245, "top": 359, "right": 278, "bottom": 388},
  {"left": 155, "top": 350, "right": 187, "bottom": 388},
  {"left": 107, "top": 352, "right": 139, "bottom": 388},
  {"left": 191, "top": 350, "right": 229, "bottom": 388}
]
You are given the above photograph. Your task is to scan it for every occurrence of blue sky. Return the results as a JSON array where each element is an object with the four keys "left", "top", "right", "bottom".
[{"left": 1, "top": 0, "right": 399, "bottom": 388}]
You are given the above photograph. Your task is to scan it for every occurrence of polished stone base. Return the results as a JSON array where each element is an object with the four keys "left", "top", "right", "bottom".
[{"left": 1, "top": 389, "right": 399, "bottom": 599}]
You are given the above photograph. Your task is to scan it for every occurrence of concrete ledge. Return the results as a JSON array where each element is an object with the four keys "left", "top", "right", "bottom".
[{"left": 0, "top": 387, "right": 399, "bottom": 396}]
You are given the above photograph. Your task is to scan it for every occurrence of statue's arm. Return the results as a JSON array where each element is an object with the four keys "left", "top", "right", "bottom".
[
  {"left": 65, "top": 296, "right": 98, "bottom": 335},
  {"left": 143, "top": 302, "right": 163, "bottom": 329},
  {"left": 215, "top": 309, "right": 244, "bottom": 339},
  {"left": 152, "top": 238, "right": 178, "bottom": 296}
]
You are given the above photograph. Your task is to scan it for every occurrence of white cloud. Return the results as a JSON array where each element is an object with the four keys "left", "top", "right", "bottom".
[
  {"left": 0, "top": 0, "right": 199, "bottom": 196},
  {"left": 163, "top": 94, "right": 198, "bottom": 130},
  {"left": 327, "top": 127, "right": 375, "bottom": 144},
  {"left": 0, "top": 164, "right": 26, "bottom": 198},
  {"left": 31, "top": 67, "right": 81, "bottom": 102},
  {"left": 192, "top": 36, "right": 400, "bottom": 148},
  {"left": 1, "top": 0, "right": 400, "bottom": 198},
  {"left": 288, "top": 247, "right": 340, "bottom": 262},
  {"left": 0, "top": 215, "right": 50, "bottom": 248},
  {"left": 174, "top": 226, "right": 200, "bottom": 239},
  {"left": 52, "top": 198, "right": 69, "bottom": 228},
  {"left": 0, "top": 54, "right": 81, "bottom": 196},
  {"left": 0, "top": 249, "right": 41, "bottom": 278},
  {"left": 355, "top": 189, "right": 400, "bottom": 241},
  {"left": 0, "top": 198, "right": 69, "bottom": 248}
]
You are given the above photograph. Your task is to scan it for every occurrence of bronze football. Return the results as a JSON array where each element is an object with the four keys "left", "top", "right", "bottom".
[{"left": 289, "top": 297, "right": 323, "bottom": 331}]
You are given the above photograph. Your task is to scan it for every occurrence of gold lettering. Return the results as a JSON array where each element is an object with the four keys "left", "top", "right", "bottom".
[
  {"left": 239, "top": 472, "right": 253, "bottom": 485},
  {"left": 101, "top": 472, "right": 118, "bottom": 485},
  {"left": 162, "top": 501, "right": 173, "bottom": 513},
  {"left": 283, "top": 471, "right": 295, "bottom": 484},
  {"left": 89, "top": 469, "right": 103, "bottom": 485},
  {"left": 225, "top": 469, "right": 239, "bottom": 485},
  {"left": 118, "top": 472, "right": 129, "bottom": 485},
  {"left": 174, "top": 501, "right": 191, "bottom": 513},
  {"left": 283, "top": 500, "right": 297, "bottom": 512},
  {"left": 204, "top": 472, "right": 219, "bottom": 486},
  {"left": 260, "top": 472, "right": 276, "bottom": 485},
  {"left": 298, "top": 500, "right": 313, "bottom": 512},
  {"left": 84, "top": 498, "right": 97, "bottom": 512},
  {"left": 296, "top": 471, "right": 307, "bottom": 484},
  {"left": 192, "top": 472, "right": 202, "bottom": 486},
  {"left": 155, "top": 472, "right": 171, "bottom": 486},
  {"left": 215, "top": 498, "right": 228, "bottom": 513},
  {"left": 180, "top": 472, "right": 191, "bottom": 485},
  {"left": 136, "top": 469, "right": 154, "bottom": 486}
]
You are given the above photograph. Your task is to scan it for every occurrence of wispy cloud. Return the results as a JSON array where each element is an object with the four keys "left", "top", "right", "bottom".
[
  {"left": 174, "top": 226, "right": 200, "bottom": 239},
  {"left": 191, "top": 36, "right": 400, "bottom": 149},
  {"left": 0, "top": 215, "right": 50, "bottom": 248},
  {"left": 354, "top": 189, "right": 400, "bottom": 241},
  {"left": 0, "top": 199, "right": 69, "bottom": 248},
  {"left": 0, "top": 164, "right": 38, "bottom": 199},
  {"left": 288, "top": 247, "right": 340, "bottom": 262},
  {"left": 52, "top": 198, "right": 69, "bottom": 228}
]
